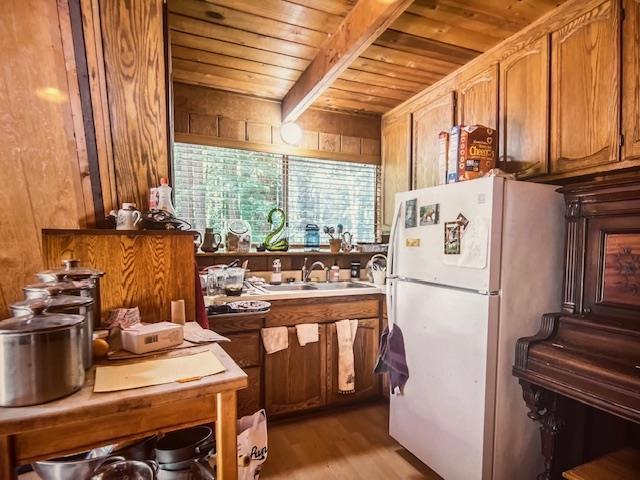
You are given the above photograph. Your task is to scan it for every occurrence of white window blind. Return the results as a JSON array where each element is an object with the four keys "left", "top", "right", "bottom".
[{"left": 173, "top": 143, "right": 378, "bottom": 245}]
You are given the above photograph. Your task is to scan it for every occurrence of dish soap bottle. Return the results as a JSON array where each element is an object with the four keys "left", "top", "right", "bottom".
[
  {"left": 329, "top": 261, "right": 340, "bottom": 283},
  {"left": 157, "top": 178, "right": 176, "bottom": 215},
  {"left": 271, "top": 259, "right": 282, "bottom": 285}
]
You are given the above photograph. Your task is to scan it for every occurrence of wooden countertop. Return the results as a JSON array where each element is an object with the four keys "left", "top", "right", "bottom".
[{"left": 0, "top": 343, "right": 246, "bottom": 435}]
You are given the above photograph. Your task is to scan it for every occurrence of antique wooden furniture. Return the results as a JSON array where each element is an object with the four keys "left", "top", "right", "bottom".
[
  {"left": 513, "top": 178, "right": 640, "bottom": 480},
  {"left": 0, "top": 343, "right": 246, "bottom": 480},
  {"left": 381, "top": 0, "right": 640, "bottom": 200},
  {"left": 42, "top": 229, "right": 197, "bottom": 324},
  {"left": 563, "top": 448, "right": 640, "bottom": 480},
  {"left": 211, "top": 294, "right": 383, "bottom": 418}
]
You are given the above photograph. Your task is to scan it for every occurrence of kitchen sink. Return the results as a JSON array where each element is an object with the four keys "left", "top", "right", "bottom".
[
  {"left": 260, "top": 283, "right": 317, "bottom": 291},
  {"left": 312, "top": 282, "right": 372, "bottom": 290}
]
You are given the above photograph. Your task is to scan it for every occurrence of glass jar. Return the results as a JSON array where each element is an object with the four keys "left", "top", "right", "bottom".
[
  {"left": 304, "top": 224, "right": 320, "bottom": 252},
  {"left": 224, "top": 268, "right": 245, "bottom": 296},
  {"left": 206, "top": 268, "right": 227, "bottom": 296},
  {"left": 225, "top": 219, "right": 251, "bottom": 253}
]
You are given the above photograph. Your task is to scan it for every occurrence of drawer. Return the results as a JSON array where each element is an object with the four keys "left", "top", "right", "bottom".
[
  {"left": 220, "top": 332, "right": 261, "bottom": 367},
  {"left": 265, "top": 295, "right": 380, "bottom": 327},
  {"left": 209, "top": 314, "right": 264, "bottom": 334}
]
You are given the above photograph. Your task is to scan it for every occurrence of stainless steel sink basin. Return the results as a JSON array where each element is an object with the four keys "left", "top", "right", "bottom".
[
  {"left": 312, "top": 282, "right": 372, "bottom": 290},
  {"left": 260, "top": 283, "right": 317, "bottom": 292}
]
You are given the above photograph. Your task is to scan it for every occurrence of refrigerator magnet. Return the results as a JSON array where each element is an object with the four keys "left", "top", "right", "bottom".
[
  {"left": 405, "top": 199, "right": 417, "bottom": 228},
  {"left": 444, "top": 222, "right": 461, "bottom": 255},
  {"left": 420, "top": 204, "right": 439, "bottom": 226},
  {"left": 456, "top": 213, "right": 469, "bottom": 231}
]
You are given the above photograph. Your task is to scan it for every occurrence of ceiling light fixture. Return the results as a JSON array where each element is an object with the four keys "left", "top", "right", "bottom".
[{"left": 280, "top": 121, "right": 303, "bottom": 145}]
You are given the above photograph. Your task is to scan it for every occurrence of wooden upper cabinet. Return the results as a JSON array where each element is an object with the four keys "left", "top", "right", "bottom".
[
  {"left": 382, "top": 113, "right": 411, "bottom": 227},
  {"left": 623, "top": 0, "right": 640, "bottom": 160},
  {"left": 326, "top": 318, "right": 380, "bottom": 405},
  {"left": 550, "top": 0, "right": 621, "bottom": 175},
  {"left": 264, "top": 325, "right": 327, "bottom": 416},
  {"left": 412, "top": 92, "right": 456, "bottom": 189},
  {"left": 499, "top": 36, "right": 550, "bottom": 178},
  {"left": 457, "top": 64, "right": 499, "bottom": 129}
]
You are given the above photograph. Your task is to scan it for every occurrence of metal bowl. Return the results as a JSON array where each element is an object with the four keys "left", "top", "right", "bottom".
[{"left": 33, "top": 446, "right": 121, "bottom": 480}]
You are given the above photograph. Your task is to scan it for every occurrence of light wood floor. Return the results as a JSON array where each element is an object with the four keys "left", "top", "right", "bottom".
[{"left": 260, "top": 402, "right": 442, "bottom": 480}]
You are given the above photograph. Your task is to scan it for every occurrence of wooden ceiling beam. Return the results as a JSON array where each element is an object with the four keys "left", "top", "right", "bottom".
[{"left": 281, "top": 0, "right": 414, "bottom": 122}]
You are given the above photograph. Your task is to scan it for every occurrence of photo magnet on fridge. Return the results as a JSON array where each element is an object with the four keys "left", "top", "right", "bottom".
[
  {"left": 444, "top": 222, "right": 461, "bottom": 255},
  {"left": 456, "top": 213, "right": 469, "bottom": 231},
  {"left": 405, "top": 199, "right": 418, "bottom": 228},
  {"left": 420, "top": 204, "right": 439, "bottom": 226}
]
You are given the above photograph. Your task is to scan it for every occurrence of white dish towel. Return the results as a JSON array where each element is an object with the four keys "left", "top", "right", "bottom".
[
  {"left": 261, "top": 326, "right": 288, "bottom": 354},
  {"left": 295, "top": 323, "right": 319, "bottom": 346},
  {"left": 336, "top": 319, "right": 359, "bottom": 394}
]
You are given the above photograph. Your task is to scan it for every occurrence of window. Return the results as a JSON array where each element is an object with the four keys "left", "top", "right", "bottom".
[{"left": 173, "top": 143, "right": 378, "bottom": 245}]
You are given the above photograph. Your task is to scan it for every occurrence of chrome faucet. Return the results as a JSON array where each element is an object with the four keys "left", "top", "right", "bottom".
[{"left": 301, "top": 258, "right": 327, "bottom": 282}]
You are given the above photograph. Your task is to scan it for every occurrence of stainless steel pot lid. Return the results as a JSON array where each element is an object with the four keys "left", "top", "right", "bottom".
[
  {"left": 0, "top": 313, "right": 84, "bottom": 334},
  {"left": 12, "top": 295, "right": 93, "bottom": 311},
  {"left": 37, "top": 259, "right": 105, "bottom": 281},
  {"left": 23, "top": 280, "right": 92, "bottom": 295}
]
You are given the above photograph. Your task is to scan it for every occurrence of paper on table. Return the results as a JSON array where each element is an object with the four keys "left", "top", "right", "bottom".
[
  {"left": 183, "top": 321, "right": 230, "bottom": 343},
  {"left": 94, "top": 350, "right": 226, "bottom": 392}
]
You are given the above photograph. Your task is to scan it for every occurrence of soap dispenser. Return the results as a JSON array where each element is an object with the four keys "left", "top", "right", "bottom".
[
  {"left": 271, "top": 259, "right": 282, "bottom": 285},
  {"left": 329, "top": 261, "right": 340, "bottom": 283}
]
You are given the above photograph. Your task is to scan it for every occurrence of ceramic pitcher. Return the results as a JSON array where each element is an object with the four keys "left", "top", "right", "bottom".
[{"left": 110, "top": 203, "right": 142, "bottom": 230}]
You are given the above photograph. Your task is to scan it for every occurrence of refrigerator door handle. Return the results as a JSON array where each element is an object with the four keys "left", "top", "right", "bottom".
[{"left": 386, "top": 199, "right": 404, "bottom": 327}]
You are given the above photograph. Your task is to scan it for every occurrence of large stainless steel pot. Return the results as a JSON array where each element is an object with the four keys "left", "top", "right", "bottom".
[
  {"left": 0, "top": 311, "right": 85, "bottom": 407},
  {"left": 10, "top": 295, "right": 95, "bottom": 369},
  {"left": 33, "top": 446, "right": 122, "bottom": 480},
  {"left": 35, "top": 258, "right": 105, "bottom": 328}
]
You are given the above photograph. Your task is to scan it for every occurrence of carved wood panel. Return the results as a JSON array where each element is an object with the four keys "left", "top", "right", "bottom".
[
  {"left": 499, "top": 35, "right": 550, "bottom": 178},
  {"left": 411, "top": 91, "right": 455, "bottom": 189},
  {"left": 601, "top": 232, "right": 640, "bottom": 308},
  {"left": 550, "top": 0, "right": 621, "bottom": 174}
]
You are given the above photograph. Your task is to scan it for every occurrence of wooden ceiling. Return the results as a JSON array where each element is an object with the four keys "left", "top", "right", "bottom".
[{"left": 169, "top": 0, "right": 566, "bottom": 116}]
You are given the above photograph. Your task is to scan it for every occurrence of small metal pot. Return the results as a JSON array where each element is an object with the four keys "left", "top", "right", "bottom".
[
  {"left": 10, "top": 295, "right": 95, "bottom": 369},
  {"left": 155, "top": 425, "right": 214, "bottom": 466},
  {"left": 113, "top": 435, "right": 158, "bottom": 461},
  {"left": 0, "top": 311, "right": 85, "bottom": 407},
  {"left": 34, "top": 448, "right": 122, "bottom": 480},
  {"left": 91, "top": 459, "right": 158, "bottom": 480}
]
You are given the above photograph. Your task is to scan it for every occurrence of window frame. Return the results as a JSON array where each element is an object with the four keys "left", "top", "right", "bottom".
[{"left": 172, "top": 139, "right": 382, "bottom": 245}]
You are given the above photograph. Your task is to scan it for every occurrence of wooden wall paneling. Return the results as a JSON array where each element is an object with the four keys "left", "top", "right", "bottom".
[
  {"left": 382, "top": 113, "right": 411, "bottom": 227},
  {"left": 99, "top": 0, "right": 168, "bottom": 209},
  {"left": 326, "top": 317, "right": 380, "bottom": 405},
  {"left": 80, "top": 0, "right": 117, "bottom": 215},
  {"left": 246, "top": 123, "right": 273, "bottom": 144},
  {"left": 623, "top": 0, "right": 640, "bottom": 160},
  {"left": 42, "top": 230, "right": 196, "bottom": 324},
  {"left": 189, "top": 113, "right": 218, "bottom": 137},
  {"left": 302, "top": 130, "right": 320, "bottom": 150},
  {"left": 457, "top": 63, "right": 499, "bottom": 129},
  {"left": 174, "top": 110, "right": 189, "bottom": 134},
  {"left": 550, "top": 0, "right": 621, "bottom": 175},
  {"left": 0, "top": 0, "right": 89, "bottom": 318},
  {"left": 218, "top": 116, "right": 245, "bottom": 141},
  {"left": 264, "top": 325, "right": 327, "bottom": 415},
  {"left": 362, "top": 138, "right": 381, "bottom": 156},
  {"left": 319, "top": 132, "right": 340, "bottom": 152},
  {"left": 341, "top": 135, "right": 361, "bottom": 155},
  {"left": 499, "top": 34, "right": 551, "bottom": 178},
  {"left": 412, "top": 91, "right": 456, "bottom": 188}
]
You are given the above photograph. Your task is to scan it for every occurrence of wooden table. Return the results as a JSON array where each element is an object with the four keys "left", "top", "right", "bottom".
[{"left": 0, "top": 343, "right": 247, "bottom": 480}]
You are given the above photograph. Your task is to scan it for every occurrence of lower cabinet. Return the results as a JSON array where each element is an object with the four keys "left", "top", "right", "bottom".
[
  {"left": 326, "top": 318, "right": 380, "bottom": 405},
  {"left": 264, "top": 325, "right": 328, "bottom": 416}
]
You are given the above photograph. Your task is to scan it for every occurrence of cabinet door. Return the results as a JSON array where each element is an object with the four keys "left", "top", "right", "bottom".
[
  {"left": 499, "top": 35, "right": 550, "bottom": 178},
  {"left": 550, "top": 0, "right": 621, "bottom": 174},
  {"left": 382, "top": 113, "right": 411, "bottom": 228},
  {"left": 457, "top": 64, "right": 499, "bottom": 129},
  {"left": 412, "top": 92, "right": 456, "bottom": 189},
  {"left": 326, "top": 318, "right": 380, "bottom": 405},
  {"left": 264, "top": 325, "right": 326, "bottom": 415},
  {"left": 623, "top": 0, "right": 640, "bottom": 160}
]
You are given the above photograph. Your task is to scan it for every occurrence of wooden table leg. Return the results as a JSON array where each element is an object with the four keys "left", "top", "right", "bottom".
[
  {"left": 0, "top": 435, "right": 17, "bottom": 480},
  {"left": 216, "top": 390, "right": 238, "bottom": 480}
]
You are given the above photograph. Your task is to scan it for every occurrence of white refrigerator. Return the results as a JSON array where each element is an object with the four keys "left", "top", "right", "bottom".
[{"left": 387, "top": 177, "right": 565, "bottom": 480}]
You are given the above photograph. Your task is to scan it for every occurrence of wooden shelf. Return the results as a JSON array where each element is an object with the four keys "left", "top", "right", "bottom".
[
  {"left": 197, "top": 249, "right": 385, "bottom": 257},
  {"left": 563, "top": 449, "right": 640, "bottom": 480},
  {"left": 43, "top": 228, "right": 198, "bottom": 236}
]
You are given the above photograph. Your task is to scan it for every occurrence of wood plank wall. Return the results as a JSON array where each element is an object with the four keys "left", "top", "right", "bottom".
[
  {"left": 99, "top": 0, "right": 169, "bottom": 211},
  {"left": 173, "top": 83, "right": 381, "bottom": 164},
  {"left": 0, "top": 0, "right": 93, "bottom": 318}
]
